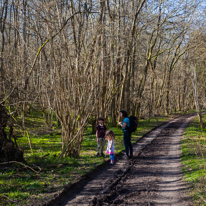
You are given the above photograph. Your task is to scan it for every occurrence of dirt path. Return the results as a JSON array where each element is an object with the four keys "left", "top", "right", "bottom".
[{"left": 47, "top": 114, "right": 195, "bottom": 206}]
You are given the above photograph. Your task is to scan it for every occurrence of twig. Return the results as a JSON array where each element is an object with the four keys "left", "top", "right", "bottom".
[
  {"left": 24, "top": 11, "right": 81, "bottom": 89},
  {"left": 197, "top": 189, "right": 206, "bottom": 203},
  {"left": 198, "top": 194, "right": 206, "bottom": 203},
  {"left": 40, "top": 153, "right": 50, "bottom": 158},
  {"left": 0, "top": 194, "right": 17, "bottom": 203},
  {"left": 0, "top": 161, "right": 40, "bottom": 174},
  {"left": 0, "top": 86, "right": 17, "bottom": 105},
  {"left": 24, "top": 130, "right": 33, "bottom": 155}
]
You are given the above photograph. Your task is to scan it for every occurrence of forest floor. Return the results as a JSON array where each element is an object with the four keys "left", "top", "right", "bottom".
[
  {"left": 44, "top": 114, "right": 197, "bottom": 206},
  {"left": 1, "top": 111, "right": 180, "bottom": 206},
  {"left": 2, "top": 111, "right": 206, "bottom": 206}
]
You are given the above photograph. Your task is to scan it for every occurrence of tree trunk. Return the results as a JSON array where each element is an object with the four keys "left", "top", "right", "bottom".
[
  {"left": 111, "top": 98, "right": 116, "bottom": 127},
  {"left": 191, "top": 65, "right": 204, "bottom": 129},
  {"left": 0, "top": 0, "right": 8, "bottom": 80},
  {"left": 61, "top": 125, "right": 74, "bottom": 157},
  {"left": 91, "top": 115, "right": 96, "bottom": 134},
  {"left": 0, "top": 105, "right": 24, "bottom": 162}
]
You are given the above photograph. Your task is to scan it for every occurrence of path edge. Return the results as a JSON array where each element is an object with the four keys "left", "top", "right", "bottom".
[{"left": 43, "top": 113, "right": 197, "bottom": 206}]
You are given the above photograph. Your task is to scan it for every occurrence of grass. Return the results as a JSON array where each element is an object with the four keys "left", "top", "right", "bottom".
[
  {"left": 0, "top": 110, "right": 177, "bottom": 205},
  {"left": 182, "top": 114, "right": 206, "bottom": 206}
]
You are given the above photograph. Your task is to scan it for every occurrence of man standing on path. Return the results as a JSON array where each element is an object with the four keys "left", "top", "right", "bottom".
[{"left": 119, "top": 110, "right": 133, "bottom": 160}]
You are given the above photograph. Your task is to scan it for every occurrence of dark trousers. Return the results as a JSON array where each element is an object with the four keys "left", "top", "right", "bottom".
[{"left": 123, "top": 130, "right": 133, "bottom": 157}]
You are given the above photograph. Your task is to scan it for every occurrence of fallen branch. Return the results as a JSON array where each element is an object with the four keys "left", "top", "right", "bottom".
[
  {"left": 197, "top": 189, "right": 206, "bottom": 203},
  {"left": 0, "top": 161, "right": 41, "bottom": 174},
  {"left": 39, "top": 153, "right": 50, "bottom": 158},
  {"left": 198, "top": 194, "right": 206, "bottom": 203},
  {"left": 0, "top": 194, "right": 17, "bottom": 203}
]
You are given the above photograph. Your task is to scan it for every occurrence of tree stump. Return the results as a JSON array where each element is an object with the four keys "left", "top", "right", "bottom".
[{"left": 0, "top": 105, "right": 24, "bottom": 162}]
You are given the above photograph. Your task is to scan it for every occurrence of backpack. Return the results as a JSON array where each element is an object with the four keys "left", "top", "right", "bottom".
[{"left": 126, "top": 115, "right": 137, "bottom": 133}]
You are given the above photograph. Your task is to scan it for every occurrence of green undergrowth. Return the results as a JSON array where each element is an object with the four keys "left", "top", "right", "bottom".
[
  {"left": 0, "top": 110, "right": 177, "bottom": 205},
  {"left": 182, "top": 114, "right": 206, "bottom": 205}
]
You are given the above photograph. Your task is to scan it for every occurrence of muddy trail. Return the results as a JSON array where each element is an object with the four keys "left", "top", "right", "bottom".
[{"left": 46, "top": 114, "right": 195, "bottom": 206}]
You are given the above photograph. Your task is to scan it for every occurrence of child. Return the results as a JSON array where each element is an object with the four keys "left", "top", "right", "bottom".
[
  {"left": 106, "top": 130, "right": 115, "bottom": 165},
  {"left": 96, "top": 117, "right": 107, "bottom": 157}
]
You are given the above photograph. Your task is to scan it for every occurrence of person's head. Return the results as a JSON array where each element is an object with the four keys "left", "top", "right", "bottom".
[
  {"left": 98, "top": 117, "right": 104, "bottom": 125},
  {"left": 105, "top": 130, "right": 115, "bottom": 140},
  {"left": 120, "top": 110, "right": 127, "bottom": 118}
]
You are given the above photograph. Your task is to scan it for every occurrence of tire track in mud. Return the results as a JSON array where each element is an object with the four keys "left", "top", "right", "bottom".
[{"left": 46, "top": 114, "right": 196, "bottom": 206}]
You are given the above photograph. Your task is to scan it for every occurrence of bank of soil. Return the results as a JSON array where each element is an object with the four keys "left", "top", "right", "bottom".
[{"left": 44, "top": 114, "right": 195, "bottom": 206}]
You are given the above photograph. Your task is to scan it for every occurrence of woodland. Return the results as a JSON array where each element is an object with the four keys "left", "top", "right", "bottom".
[{"left": 0, "top": 0, "right": 206, "bottom": 204}]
